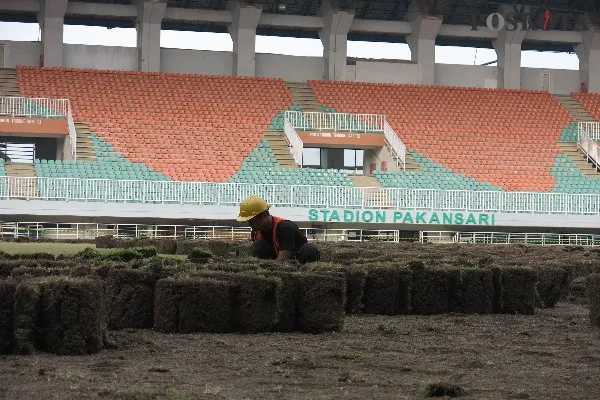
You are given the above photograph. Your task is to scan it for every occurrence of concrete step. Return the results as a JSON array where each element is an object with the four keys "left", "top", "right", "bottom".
[
  {"left": 74, "top": 122, "right": 97, "bottom": 161},
  {"left": 5, "top": 164, "right": 36, "bottom": 178},
  {"left": 349, "top": 174, "right": 382, "bottom": 188},
  {"left": 554, "top": 94, "right": 597, "bottom": 123}
]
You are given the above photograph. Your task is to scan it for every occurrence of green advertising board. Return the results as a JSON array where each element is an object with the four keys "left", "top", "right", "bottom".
[{"left": 308, "top": 208, "right": 496, "bottom": 225}]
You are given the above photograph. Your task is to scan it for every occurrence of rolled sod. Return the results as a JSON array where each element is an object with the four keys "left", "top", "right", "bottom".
[
  {"left": 1, "top": 260, "right": 41, "bottom": 278},
  {"left": 293, "top": 273, "right": 346, "bottom": 333},
  {"left": 411, "top": 267, "right": 460, "bottom": 315},
  {"left": 536, "top": 267, "right": 569, "bottom": 308},
  {"left": 363, "top": 264, "right": 412, "bottom": 315},
  {"left": 36, "top": 277, "right": 105, "bottom": 355},
  {"left": 492, "top": 267, "right": 504, "bottom": 313},
  {"left": 10, "top": 265, "right": 94, "bottom": 280},
  {"left": 157, "top": 239, "right": 177, "bottom": 255},
  {"left": 198, "top": 271, "right": 281, "bottom": 333},
  {"left": 305, "top": 262, "right": 367, "bottom": 315},
  {"left": 154, "top": 278, "right": 236, "bottom": 333},
  {"left": 455, "top": 268, "right": 494, "bottom": 314},
  {"left": 0, "top": 279, "right": 16, "bottom": 354},
  {"left": 95, "top": 235, "right": 115, "bottom": 248},
  {"left": 499, "top": 267, "right": 537, "bottom": 315},
  {"left": 13, "top": 279, "right": 41, "bottom": 354},
  {"left": 175, "top": 240, "right": 201, "bottom": 255},
  {"left": 105, "top": 269, "right": 156, "bottom": 330},
  {"left": 344, "top": 266, "right": 368, "bottom": 314},
  {"left": 259, "top": 270, "right": 297, "bottom": 332},
  {"left": 586, "top": 274, "right": 600, "bottom": 327}
]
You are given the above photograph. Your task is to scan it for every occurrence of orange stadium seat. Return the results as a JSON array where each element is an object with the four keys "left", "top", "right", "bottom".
[
  {"left": 572, "top": 92, "right": 600, "bottom": 121},
  {"left": 16, "top": 66, "right": 294, "bottom": 182},
  {"left": 309, "top": 80, "right": 573, "bottom": 192}
]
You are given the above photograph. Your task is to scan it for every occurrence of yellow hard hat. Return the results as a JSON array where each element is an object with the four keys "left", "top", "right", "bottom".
[{"left": 236, "top": 195, "right": 270, "bottom": 222}]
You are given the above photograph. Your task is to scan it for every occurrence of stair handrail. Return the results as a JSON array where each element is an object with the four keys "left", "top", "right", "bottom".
[
  {"left": 0, "top": 96, "right": 69, "bottom": 119},
  {"left": 67, "top": 100, "right": 77, "bottom": 160},
  {"left": 283, "top": 118, "right": 303, "bottom": 167},
  {"left": 383, "top": 118, "right": 406, "bottom": 171},
  {"left": 284, "top": 111, "right": 384, "bottom": 133},
  {"left": 579, "top": 121, "right": 600, "bottom": 141},
  {"left": 578, "top": 123, "right": 600, "bottom": 169}
]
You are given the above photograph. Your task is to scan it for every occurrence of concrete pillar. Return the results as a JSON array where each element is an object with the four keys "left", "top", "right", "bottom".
[
  {"left": 406, "top": 1, "right": 442, "bottom": 85},
  {"left": 492, "top": 5, "right": 527, "bottom": 89},
  {"left": 575, "top": 14, "right": 600, "bottom": 93},
  {"left": 136, "top": 0, "right": 167, "bottom": 73},
  {"left": 228, "top": 1, "right": 262, "bottom": 77},
  {"left": 37, "top": 0, "right": 68, "bottom": 67},
  {"left": 319, "top": 0, "right": 354, "bottom": 81}
]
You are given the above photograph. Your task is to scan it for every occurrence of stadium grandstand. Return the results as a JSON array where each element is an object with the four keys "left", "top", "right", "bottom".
[{"left": 0, "top": 0, "right": 600, "bottom": 243}]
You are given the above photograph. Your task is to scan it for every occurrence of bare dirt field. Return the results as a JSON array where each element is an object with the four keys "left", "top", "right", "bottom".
[{"left": 1, "top": 302, "right": 598, "bottom": 400}]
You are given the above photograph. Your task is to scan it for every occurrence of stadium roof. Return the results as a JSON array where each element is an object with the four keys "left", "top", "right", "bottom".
[{"left": 2, "top": 0, "right": 599, "bottom": 51}]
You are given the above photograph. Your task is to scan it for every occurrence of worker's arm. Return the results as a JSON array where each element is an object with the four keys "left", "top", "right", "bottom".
[{"left": 276, "top": 222, "right": 297, "bottom": 261}]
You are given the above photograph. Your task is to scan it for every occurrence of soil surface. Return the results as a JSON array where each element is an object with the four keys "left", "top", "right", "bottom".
[{"left": 1, "top": 302, "right": 599, "bottom": 400}]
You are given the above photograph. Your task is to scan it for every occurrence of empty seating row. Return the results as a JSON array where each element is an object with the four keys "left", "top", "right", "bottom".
[
  {"left": 310, "top": 79, "right": 573, "bottom": 191},
  {"left": 552, "top": 154, "right": 600, "bottom": 194},
  {"left": 572, "top": 93, "right": 600, "bottom": 122},
  {"left": 17, "top": 66, "right": 294, "bottom": 182}
]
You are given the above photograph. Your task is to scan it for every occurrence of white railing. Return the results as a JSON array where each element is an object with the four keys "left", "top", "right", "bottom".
[
  {"left": 421, "top": 231, "right": 600, "bottom": 246},
  {"left": 282, "top": 111, "right": 408, "bottom": 171},
  {"left": 67, "top": 101, "right": 77, "bottom": 160},
  {"left": 0, "top": 221, "right": 400, "bottom": 242},
  {"left": 384, "top": 119, "right": 406, "bottom": 171},
  {"left": 0, "top": 96, "right": 69, "bottom": 119},
  {"left": 579, "top": 121, "right": 600, "bottom": 141},
  {"left": 0, "top": 96, "right": 77, "bottom": 159},
  {"left": 283, "top": 118, "right": 303, "bottom": 166},
  {"left": 284, "top": 111, "right": 385, "bottom": 133},
  {"left": 2, "top": 176, "right": 600, "bottom": 215},
  {"left": 3, "top": 221, "right": 600, "bottom": 246},
  {"left": 578, "top": 123, "right": 600, "bottom": 169}
]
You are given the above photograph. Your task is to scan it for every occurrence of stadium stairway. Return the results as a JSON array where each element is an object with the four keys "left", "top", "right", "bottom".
[
  {"left": 403, "top": 152, "right": 421, "bottom": 172},
  {"left": 74, "top": 122, "right": 97, "bottom": 161},
  {"left": 349, "top": 174, "right": 395, "bottom": 207},
  {"left": 557, "top": 141, "right": 600, "bottom": 176},
  {"left": 286, "top": 82, "right": 324, "bottom": 113},
  {"left": 571, "top": 92, "right": 600, "bottom": 122},
  {"left": 349, "top": 174, "right": 381, "bottom": 187},
  {"left": 554, "top": 94, "right": 597, "bottom": 123},
  {"left": 552, "top": 153, "right": 600, "bottom": 193},
  {"left": 0, "top": 68, "right": 19, "bottom": 97},
  {"left": 262, "top": 130, "right": 297, "bottom": 168},
  {"left": 554, "top": 95, "right": 600, "bottom": 177},
  {"left": 4, "top": 163, "right": 38, "bottom": 198}
]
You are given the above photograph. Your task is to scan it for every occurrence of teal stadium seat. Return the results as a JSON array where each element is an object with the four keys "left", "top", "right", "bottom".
[
  {"left": 552, "top": 154, "right": 600, "bottom": 194},
  {"left": 374, "top": 149, "right": 502, "bottom": 192},
  {"left": 35, "top": 133, "right": 171, "bottom": 201}
]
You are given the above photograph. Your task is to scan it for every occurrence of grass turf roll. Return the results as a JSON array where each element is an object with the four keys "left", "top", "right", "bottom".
[
  {"left": 536, "top": 267, "right": 569, "bottom": 308},
  {"left": 154, "top": 278, "right": 236, "bottom": 333},
  {"left": 105, "top": 269, "right": 156, "bottom": 330},
  {"left": 411, "top": 266, "right": 459, "bottom": 315},
  {"left": 586, "top": 274, "right": 600, "bottom": 327},
  {"left": 197, "top": 271, "right": 281, "bottom": 333},
  {"left": 455, "top": 268, "right": 494, "bottom": 314},
  {"left": 499, "top": 267, "right": 537, "bottom": 315},
  {"left": 293, "top": 272, "right": 346, "bottom": 333},
  {"left": 35, "top": 277, "right": 105, "bottom": 355},
  {"left": 0, "top": 279, "right": 16, "bottom": 354}
]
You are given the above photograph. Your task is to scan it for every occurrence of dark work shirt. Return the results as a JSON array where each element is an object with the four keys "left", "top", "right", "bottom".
[{"left": 252, "top": 220, "right": 307, "bottom": 252}]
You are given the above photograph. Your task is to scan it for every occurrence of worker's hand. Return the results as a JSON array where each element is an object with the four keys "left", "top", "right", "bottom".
[{"left": 276, "top": 250, "right": 292, "bottom": 261}]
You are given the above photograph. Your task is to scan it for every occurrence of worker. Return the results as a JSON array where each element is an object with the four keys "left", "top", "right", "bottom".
[{"left": 236, "top": 195, "right": 320, "bottom": 263}]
